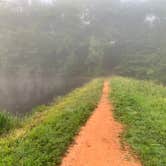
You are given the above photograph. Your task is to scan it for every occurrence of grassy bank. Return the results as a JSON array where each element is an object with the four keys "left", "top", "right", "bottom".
[
  {"left": 0, "top": 79, "right": 103, "bottom": 166},
  {"left": 110, "top": 77, "right": 166, "bottom": 166}
]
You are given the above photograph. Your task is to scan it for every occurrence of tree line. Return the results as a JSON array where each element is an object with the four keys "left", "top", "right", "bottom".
[{"left": 0, "top": 0, "right": 166, "bottom": 113}]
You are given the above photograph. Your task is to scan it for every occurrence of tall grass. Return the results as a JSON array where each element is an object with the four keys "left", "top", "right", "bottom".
[
  {"left": 0, "top": 79, "right": 103, "bottom": 166},
  {"left": 0, "top": 111, "right": 20, "bottom": 135},
  {"left": 110, "top": 77, "right": 166, "bottom": 166}
]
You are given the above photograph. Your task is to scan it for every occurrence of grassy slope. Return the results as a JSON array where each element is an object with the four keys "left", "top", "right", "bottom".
[
  {"left": 110, "top": 77, "right": 166, "bottom": 166},
  {"left": 0, "top": 79, "right": 103, "bottom": 166}
]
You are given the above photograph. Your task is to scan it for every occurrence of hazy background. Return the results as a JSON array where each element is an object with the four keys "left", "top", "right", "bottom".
[{"left": 0, "top": 0, "right": 165, "bottom": 114}]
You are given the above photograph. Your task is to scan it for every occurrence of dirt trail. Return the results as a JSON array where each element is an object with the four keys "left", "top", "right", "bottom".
[{"left": 61, "top": 81, "right": 141, "bottom": 166}]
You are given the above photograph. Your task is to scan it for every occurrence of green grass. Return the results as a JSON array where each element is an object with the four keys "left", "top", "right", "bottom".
[
  {"left": 0, "top": 111, "right": 20, "bottom": 135},
  {"left": 0, "top": 79, "right": 103, "bottom": 166},
  {"left": 110, "top": 76, "right": 166, "bottom": 166}
]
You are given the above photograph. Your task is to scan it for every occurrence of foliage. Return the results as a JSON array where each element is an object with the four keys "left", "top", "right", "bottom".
[
  {"left": 0, "top": 0, "right": 166, "bottom": 113},
  {"left": 0, "top": 79, "right": 103, "bottom": 166},
  {"left": 110, "top": 77, "right": 166, "bottom": 166},
  {"left": 115, "top": 53, "right": 166, "bottom": 84}
]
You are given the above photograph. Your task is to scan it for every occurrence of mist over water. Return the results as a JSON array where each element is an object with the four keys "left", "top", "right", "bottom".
[{"left": 0, "top": 71, "right": 88, "bottom": 115}]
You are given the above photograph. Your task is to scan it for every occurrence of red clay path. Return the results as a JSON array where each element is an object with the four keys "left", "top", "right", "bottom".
[{"left": 61, "top": 81, "right": 141, "bottom": 166}]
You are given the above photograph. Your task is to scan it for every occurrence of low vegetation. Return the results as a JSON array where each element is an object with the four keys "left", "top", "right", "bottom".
[
  {"left": 110, "top": 77, "right": 166, "bottom": 166},
  {"left": 0, "top": 79, "right": 103, "bottom": 166},
  {"left": 0, "top": 111, "right": 20, "bottom": 135}
]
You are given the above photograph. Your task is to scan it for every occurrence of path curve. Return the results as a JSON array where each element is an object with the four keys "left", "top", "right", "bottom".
[{"left": 61, "top": 81, "right": 141, "bottom": 166}]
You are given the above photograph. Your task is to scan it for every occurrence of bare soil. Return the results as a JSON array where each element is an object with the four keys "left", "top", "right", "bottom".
[{"left": 61, "top": 81, "right": 141, "bottom": 166}]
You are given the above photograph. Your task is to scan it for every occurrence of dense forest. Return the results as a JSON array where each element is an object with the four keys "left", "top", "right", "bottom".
[{"left": 0, "top": 0, "right": 166, "bottom": 114}]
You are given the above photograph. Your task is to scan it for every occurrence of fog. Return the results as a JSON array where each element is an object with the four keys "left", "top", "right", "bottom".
[
  {"left": 120, "top": 0, "right": 149, "bottom": 3},
  {"left": 0, "top": 71, "right": 88, "bottom": 115},
  {"left": 0, "top": 0, "right": 165, "bottom": 115}
]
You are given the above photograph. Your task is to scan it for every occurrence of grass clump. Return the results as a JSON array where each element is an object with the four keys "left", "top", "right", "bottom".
[
  {"left": 0, "top": 79, "right": 103, "bottom": 166},
  {"left": 110, "top": 76, "right": 166, "bottom": 166},
  {"left": 0, "top": 111, "right": 20, "bottom": 135}
]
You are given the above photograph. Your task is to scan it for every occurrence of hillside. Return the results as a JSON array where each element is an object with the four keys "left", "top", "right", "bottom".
[
  {"left": 0, "top": 77, "right": 166, "bottom": 165},
  {"left": 0, "top": 0, "right": 166, "bottom": 165},
  {"left": 110, "top": 77, "right": 166, "bottom": 166},
  {"left": 0, "top": 79, "right": 103, "bottom": 166}
]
